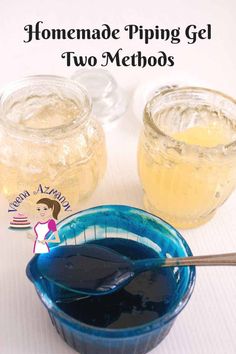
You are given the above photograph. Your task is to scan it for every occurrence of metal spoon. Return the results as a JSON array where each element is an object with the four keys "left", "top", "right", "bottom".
[{"left": 36, "top": 245, "right": 236, "bottom": 296}]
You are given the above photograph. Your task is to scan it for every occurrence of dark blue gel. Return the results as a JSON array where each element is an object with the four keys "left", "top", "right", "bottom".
[
  {"left": 54, "top": 238, "right": 178, "bottom": 329},
  {"left": 37, "top": 243, "right": 135, "bottom": 295}
]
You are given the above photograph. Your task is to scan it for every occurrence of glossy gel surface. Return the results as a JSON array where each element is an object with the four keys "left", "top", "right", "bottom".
[
  {"left": 26, "top": 205, "right": 195, "bottom": 354},
  {"left": 54, "top": 238, "right": 177, "bottom": 329},
  {"left": 37, "top": 243, "right": 134, "bottom": 295}
]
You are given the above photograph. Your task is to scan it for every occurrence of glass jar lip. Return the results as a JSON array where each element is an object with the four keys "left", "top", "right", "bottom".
[
  {"left": 144, "top": 86, "right": 236, "bottom": 156},
  {"left": 0, "top": 75, "right": 92, "bottom": 139}
]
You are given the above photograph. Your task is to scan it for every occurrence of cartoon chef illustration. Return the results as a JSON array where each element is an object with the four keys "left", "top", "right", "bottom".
[{"left": 28, "top": 198, "right": 61, "bottom": 253}]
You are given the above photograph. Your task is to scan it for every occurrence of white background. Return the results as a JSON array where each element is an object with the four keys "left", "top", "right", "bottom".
[{"left": 0, "top": 1, "right": 236, "bottom": 354}]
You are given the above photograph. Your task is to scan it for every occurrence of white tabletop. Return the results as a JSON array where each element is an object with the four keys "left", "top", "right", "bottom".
[{"left": 1, "top": 1, "right": 236, "bottom": 354}]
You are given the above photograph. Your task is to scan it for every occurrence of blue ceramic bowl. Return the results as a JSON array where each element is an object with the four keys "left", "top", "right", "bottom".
[{"left": 26, "top": 205, "right": 196, "bottom": 354}]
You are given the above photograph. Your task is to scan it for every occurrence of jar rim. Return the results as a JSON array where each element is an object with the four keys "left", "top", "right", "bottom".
[
  {"left": 144, "top": 86, "right": 236, "bottom": 156},
  {"left": 0, "top": 75, "right": 92, "bottom": 140}
]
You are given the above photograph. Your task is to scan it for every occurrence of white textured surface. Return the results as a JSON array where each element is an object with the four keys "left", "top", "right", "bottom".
[{"left": 0, "top": 1, "right": 236, "bottom": 354}]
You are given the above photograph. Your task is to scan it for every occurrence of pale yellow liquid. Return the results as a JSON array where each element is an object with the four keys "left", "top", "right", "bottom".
[
  {"left": 173, "top": 123, "right": 234, "bottom": 147},
  {"left": 0, "top": 95, "right": 106, "bottom": 217},
  {"left": 138, "top": 120, "right": 236, "bottom": 228}
]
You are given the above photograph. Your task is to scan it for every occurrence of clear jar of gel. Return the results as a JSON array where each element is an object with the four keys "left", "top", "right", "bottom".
[
  {"left": 138, "top": 86, "right": 236, "bottom": 229},
  {"left": 0, "top": 75, "right": 107, "bottom": 214}
]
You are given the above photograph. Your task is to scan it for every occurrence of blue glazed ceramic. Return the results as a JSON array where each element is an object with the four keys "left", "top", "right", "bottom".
[{"left": 26, "top": 205, "right": 196, "bottom": 354}]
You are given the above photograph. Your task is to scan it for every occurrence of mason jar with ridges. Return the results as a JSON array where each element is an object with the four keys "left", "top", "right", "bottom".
[{"left": 138, "top": 87, "right": 236, "bottom": 228}]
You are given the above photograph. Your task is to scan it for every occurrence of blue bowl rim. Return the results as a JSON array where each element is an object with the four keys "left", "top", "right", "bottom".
[{"left": 26, "top": 204, "right": 196, "bottom": 338}]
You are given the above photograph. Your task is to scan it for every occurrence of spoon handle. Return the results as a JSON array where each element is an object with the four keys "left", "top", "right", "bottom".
[
  {"left": 163, "top": 252, "right": 236, "bottom": 267},
  {"left": 133, "top": 252, "right": 236, "bottom": 273}
]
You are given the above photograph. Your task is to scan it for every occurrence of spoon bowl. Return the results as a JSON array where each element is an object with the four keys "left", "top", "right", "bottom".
[{"left": 37, "top": 244, "right": 135, "bottom": 296}]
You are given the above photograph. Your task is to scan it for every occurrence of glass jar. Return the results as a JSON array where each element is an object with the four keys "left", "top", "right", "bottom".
[
  {"left": 138, "top": 87, "right": 236, "bottom": 229},
  {"left": 0, "top": 75, "right": 106, "bottom": 216}
]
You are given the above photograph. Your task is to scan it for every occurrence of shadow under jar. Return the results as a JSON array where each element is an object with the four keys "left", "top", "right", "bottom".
[
  {"left": 138, "top": 87, "right": 236, "bottom": 229},
  {"left": 0, "top": 76, "right": 106, "bottom": 214}
]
